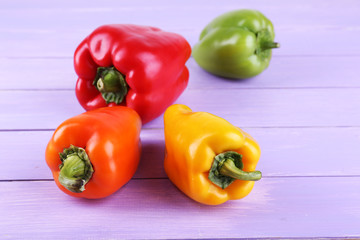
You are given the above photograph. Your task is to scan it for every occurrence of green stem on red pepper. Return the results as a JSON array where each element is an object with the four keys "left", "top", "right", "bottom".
[{"left": 93, "top": 67, "right": 128, "bottom": 104}]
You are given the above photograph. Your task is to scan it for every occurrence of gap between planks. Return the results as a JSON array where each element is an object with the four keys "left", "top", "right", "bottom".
[
  {"left": 2, "top": 175, "right": 360, "bottom": 183},
  {"left": 2, "top": 126, "right": 360, "bottom": 132},
  {"left": 3, "top": 54, "right": 360, "bottom": 60},
  {"left": 2, "top": 86, "right": 360, "bottom": 92}
]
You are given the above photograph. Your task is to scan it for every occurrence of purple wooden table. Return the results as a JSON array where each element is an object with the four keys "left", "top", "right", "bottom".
[{"left": 1, "top": 0, "right": 360, "bottom": 239}]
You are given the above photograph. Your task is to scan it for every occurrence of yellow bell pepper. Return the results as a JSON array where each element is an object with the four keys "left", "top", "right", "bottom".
[{"left": 164, "top": 104, "right": 262, "bottom": 205}]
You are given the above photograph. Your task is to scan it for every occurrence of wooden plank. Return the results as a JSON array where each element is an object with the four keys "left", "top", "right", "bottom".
[
  {"left": 0, "top": 88, "right": 359, "bottom": 130},
  {"left": 2, "top": 127, "right": 360, "bottom": 180},
  {"left": 1, "top": 0, "right": 359, "bottom": 11},
  {"left": 1, "top": 0, "right": 358, "bottom": 28},
  {"left": 0, "top": 1, "right": 359, "bottom": 57},
  {"left": 1, "top": 27, "right": 359, "bottom": 58},
  {"left": 2, "top": 56, "right": 360, "bottom": 90},
  {"left": 188, "top": 56, "right": 360, "bottom": 89},
  {"left": 0, "top": 131, "right": 52, "bottom": 180},
  {"left": 0, "top": 90, "right": 84, "bottom": 130},
  {"left": 1, "top": 58, "right": 75, "bottom": 90},
  {"left": 0, "top": 177, "right": 359, "bottom": 239}
]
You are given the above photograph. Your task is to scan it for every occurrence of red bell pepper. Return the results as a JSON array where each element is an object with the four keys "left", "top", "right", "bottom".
[{"left": 74, "top": 24, "right": 191, "bottom": 124}]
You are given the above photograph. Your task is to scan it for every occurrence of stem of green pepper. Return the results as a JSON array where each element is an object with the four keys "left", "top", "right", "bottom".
[
  {"left": 93, "top": 67, "right": 128, "bottom": 104},
  {"left": 58, "top": 145, "right": 94, "bottom": 193},
  {"left": 219, "top": 159, "right": 262, "bottom": 181},
  {"left": 261, "top": 42, "right": 280, "bottom": 50}
]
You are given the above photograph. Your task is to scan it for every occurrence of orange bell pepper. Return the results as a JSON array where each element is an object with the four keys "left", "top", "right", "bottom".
[
  {"left": 45, "top": 106, "right": 141, "bottom": 199},
  {"left": 164, "top": 104, "right": 262, "bottom": 205}
]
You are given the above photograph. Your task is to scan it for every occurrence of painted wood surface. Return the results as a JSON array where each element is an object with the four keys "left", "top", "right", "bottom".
[
  {"left": 2, "top": 57, "right": 360, "bottom": 90},
  {"left": 1, "top": 88, "right": 360, "bottom": 130},
  {"left": 1, "top": 0, "right": 360, "bottom": 239},
  {"left": 1, "top": 1, "right": 359, "bottom": 57},
  {"left": 1, "top": 178, "right": 360, "bottom": 239},
  {"left": 1, "top": 127, "right": 360, "bottom": 181}
]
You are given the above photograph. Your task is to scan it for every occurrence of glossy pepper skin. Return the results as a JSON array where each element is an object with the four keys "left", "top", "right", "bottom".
[
  {"left": 164, "top": 104, "right": 262, "bottom": 205},
  {"left": 74, "top": 24, "right": 191, "bottom": 124},
  {"left": 192, "top": 9, "right": 279, "bottom": 79},
  {"left": 45, "top": 106, "right": 141, "bottom": 199}
]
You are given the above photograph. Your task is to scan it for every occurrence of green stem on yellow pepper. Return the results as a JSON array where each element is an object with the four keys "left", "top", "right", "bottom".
[
  {"left": 208, "top": 151, "right": 262, "bottom": 189},
  {"left": 219, "top": 159, "right": 262, "bottom": 181}
]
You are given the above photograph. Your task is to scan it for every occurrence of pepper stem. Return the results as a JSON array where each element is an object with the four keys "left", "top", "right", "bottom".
[
  {"left": 261, "top": 42, "right": 280, "bottom": 50},
  {"left": 208, "top": 151, "right": 262, "bottom": 189},
  {"left": 93, "top": 67, "right": 128, "bottom": 104},
  {"left": 220, "top": 159, "right": 262, "bottom": 181},
  {"left": 58, "top": 145, "right": 94, "bottom": 193}
]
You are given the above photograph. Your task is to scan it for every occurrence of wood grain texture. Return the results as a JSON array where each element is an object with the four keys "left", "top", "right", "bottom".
[
  {"left": 2, "top": 29, "right": 360, "bottom": 57},
  {"left": 1, "top": 127, "right": 360, "bottom": 181},
  {"left": 2, "top": 1, "right": 358, "bottom": 32},
  {"left": 0, "top": 26, "right": 360, "bottom": 58},
  {"left": 0, "top": 1, "right": 359, "bottom": 57},
  {"left": 0, "top": 178, "right": 359, "bottom": 239},
  {"left": 1, "top": 0, "right": 359, "bottom": 28},
  {"left": 1, "top": 0, "right": 360, "bottom": 238},
  {"left": 0, "top": 88, "right": 359, "bottom": 130},
  {"left": 2, "top": 57, "right": 360, "bottom": 90}
]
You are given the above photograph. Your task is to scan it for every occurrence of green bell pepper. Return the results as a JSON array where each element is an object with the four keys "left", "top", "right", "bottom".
[{"left": 192, "top": 9, "right": 279, "bottom": 79}]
